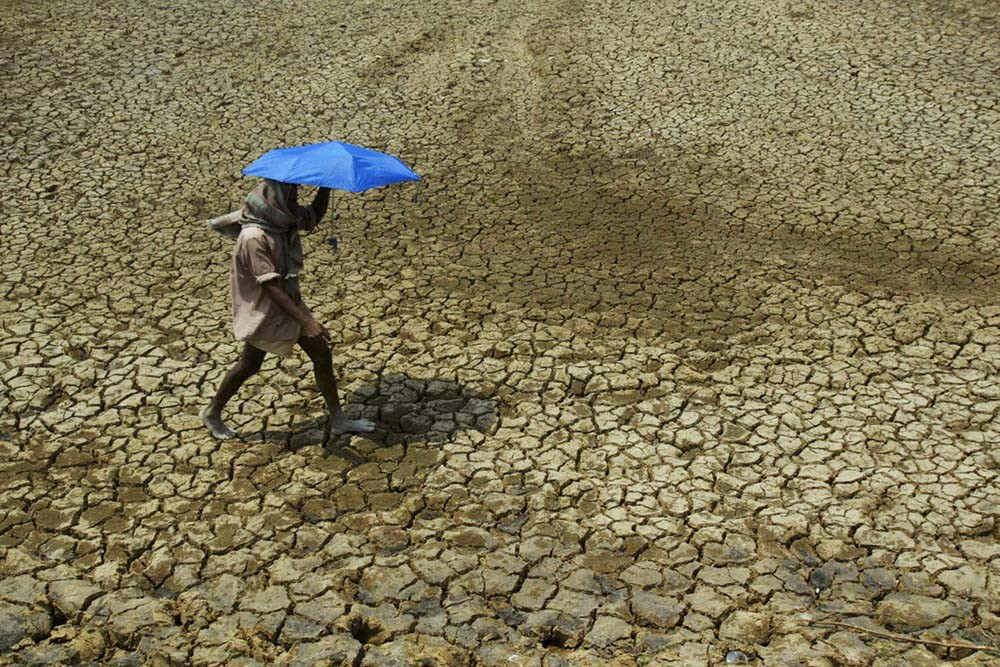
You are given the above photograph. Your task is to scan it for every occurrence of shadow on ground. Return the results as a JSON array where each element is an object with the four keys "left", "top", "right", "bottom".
[
  {"left": 256, "top": 373, "right": 498, "bottom": 462},
  {"left": 347, "top": 372, "right": 499, "bottom": 444}
]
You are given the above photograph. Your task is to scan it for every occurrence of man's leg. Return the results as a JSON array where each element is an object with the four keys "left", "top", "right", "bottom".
[
  {"left": 202, "top": 343, "right": 266, "bottom": 439},
  {"left": 298, "top": 334, "right": 375, "bottom": 434}
]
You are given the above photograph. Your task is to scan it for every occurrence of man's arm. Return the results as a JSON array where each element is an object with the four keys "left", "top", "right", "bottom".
[
  {"left": 310, "top": 187, "right": 331, "bottom": 220},
  {"left": 263, "top": 281, "right": 330, "bottom": 341}
]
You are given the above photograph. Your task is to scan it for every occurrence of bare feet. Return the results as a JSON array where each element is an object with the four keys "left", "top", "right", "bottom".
[
  {"left": 201, "top": 407, "right": 238, "bottom": 440},
  {"left": 330, "top": 413, "right": 376, "bottom": 434}
]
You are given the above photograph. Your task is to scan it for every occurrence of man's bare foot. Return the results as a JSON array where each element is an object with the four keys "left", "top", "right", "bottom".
[
  {"left": 201, "top": 407, "right": 238, "bottom": 439},
  {"left": 330, "top": 413, "right": 376, "bottom": 434}
]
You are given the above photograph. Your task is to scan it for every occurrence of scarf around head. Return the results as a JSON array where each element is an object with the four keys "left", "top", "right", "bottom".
[{"left": 206, "top": 179, "right": 317, "bottom": 281}]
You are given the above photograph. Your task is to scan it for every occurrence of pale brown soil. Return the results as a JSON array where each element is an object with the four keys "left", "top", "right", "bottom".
[{"left": 1, "top": 1, "right": 999, "bottom": 665}]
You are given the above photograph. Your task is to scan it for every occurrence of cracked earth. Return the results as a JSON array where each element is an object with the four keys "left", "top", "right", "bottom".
[{"left": 2, "top": 0, "right": 1000, "bottom": 665}]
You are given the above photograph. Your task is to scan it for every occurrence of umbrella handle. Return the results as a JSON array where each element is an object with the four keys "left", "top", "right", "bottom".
[{"left": 326, "top": 199, "right": 337, "bottom": 251}]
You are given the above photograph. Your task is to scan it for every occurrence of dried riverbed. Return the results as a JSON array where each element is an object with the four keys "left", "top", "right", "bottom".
[{"left": 1, "top": 0, "right": 999, "bottom": 665}]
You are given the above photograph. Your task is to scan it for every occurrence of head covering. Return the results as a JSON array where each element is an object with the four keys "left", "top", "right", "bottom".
[{"left": 207, "top": 179, "right": 318, "bottom": 286}]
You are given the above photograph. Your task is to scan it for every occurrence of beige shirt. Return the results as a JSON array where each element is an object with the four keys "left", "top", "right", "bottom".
[{"left": 231, "top": 227, "right": 306, "bottom": 356}]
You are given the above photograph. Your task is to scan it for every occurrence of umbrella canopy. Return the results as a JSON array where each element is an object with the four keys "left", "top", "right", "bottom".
[{"left": 243, "top": 141, "right": 419, "bottom": 192}]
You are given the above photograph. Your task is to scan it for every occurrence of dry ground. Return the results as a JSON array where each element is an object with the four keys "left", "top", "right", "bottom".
[{"left": 2, "top": 0, "right": 999, "bottom": 665}]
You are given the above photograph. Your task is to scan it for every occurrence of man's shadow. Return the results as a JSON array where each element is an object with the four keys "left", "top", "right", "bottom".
[{"left": 259, "top": 373, "right": 498, "bottom": 464}]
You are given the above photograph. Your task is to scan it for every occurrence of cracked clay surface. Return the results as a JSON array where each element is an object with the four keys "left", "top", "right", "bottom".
[{"left": 1, "top": 0, "right": 999, "bottom": 665}]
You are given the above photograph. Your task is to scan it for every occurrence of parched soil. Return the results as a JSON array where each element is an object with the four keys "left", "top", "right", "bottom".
[{"left": 1, "top": 0, "right": 999, "bottom": 665}]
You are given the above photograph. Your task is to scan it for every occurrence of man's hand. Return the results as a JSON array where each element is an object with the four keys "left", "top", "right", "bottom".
[
  {"left": 263, "top": 283, "right": 331, "bottom": 342},
  {"left": 302, "top": 319, "right": 331, "bottom": 342},
  {"left": 311, "top": 187, "right": 331, "bottom": 221}
]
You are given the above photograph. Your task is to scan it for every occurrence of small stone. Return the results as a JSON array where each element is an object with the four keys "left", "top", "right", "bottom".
[
  {"left": 808, "top": 568, "right": 833, "bottom": 591},
  {"left": 898, "top": 646, "right": 949, "bottom": 667},
  {"left": 446, "top": 527, "right": 496, "bottom": 550},
  {"left": 877, "top": 593, "right": 954, "bottom": 630},
  {"left": 861, "top": 568, "right": 896, "bottom": 593},
  {"left": 780, "top": 412, "right": 802, "bottom": 430},
  {"left": 0, "top": 607, "right": 27, "bottom": 651},
  {"left": 631, "top": 591, "right": 683, "bottom": 629},
  {"left": 360, "top": 635, "right": 468, "bottom": 666},
  {"left": 15, "top": 643, "right": 75, "bottom": 665},
  {"left": 242, "top": 586, "right": 291, "bottom": 614},
  {"left": 521, "top": 610, "right": 585, "bottom": 648},
  {"left": 675, "top": 429, "right": 704, "bottom": 451},
  {"left": 719, "top": 611, "right": 771, "bottom": 645},
  {"left": 959, "top": 540, "right": 1000, "bottom": 561},
  {"left": 89, "top": 595, "right": 174, "bottom": 647},
  {"left": 511, "top": 579, "right": 555, "bottom": 611},
  {"left": 584, "top": 615, "right": 632, "bottom": 647},
  {"left": 359, "top": 565, "right": 417, "bottom": 603},
  {"left": 295, "top": 590, "right": 349, "bottom": 625},
  {"left": 280, "top": 614, "right": 326, "bottom": 642},
  {"left": 281, "top": 633, "right": 362, "bottom": 667},
  {"left": 834, "top": 469, "right": 865, "bottom": 484},
  {"left": 619, "top": 561, "right": 662, "bottom": 588},
  {"left": 826, "top": 631, "right": 875, "bottom": 666},
  {"left": 686, "top": 587, "right": 732, "bottom": 619},
  {"left": 180, "top": 573, "right": 244, "bottom": 617},
  {"left": 49, "top": 579, "right": 103, "bottom": 619},
  {"left": 0, "top": 575, "right": 46, "bottom": 606},
  {"left": 546, "top": 589, "right": 601, "bottom": 618},
  {"left": 938, "top": 566, "right": 987, "bottom": 596}
]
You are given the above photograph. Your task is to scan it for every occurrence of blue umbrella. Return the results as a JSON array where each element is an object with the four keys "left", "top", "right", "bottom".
[
  {"left": 243, "top": 140, "right": 419, "bottom": 192},
  {"left": 244, "top": 141, "right": 419, "bottom": 249}
]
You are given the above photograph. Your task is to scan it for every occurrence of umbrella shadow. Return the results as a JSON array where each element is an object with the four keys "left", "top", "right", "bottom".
[
  {"left": 255, "top": 373, "right": 498, "bottom": 463},
  {"left": 334, "top": 373, "right": 498, "bottom": 456}
]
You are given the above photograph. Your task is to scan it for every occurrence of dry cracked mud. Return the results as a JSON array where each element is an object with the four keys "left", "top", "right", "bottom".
[{"left": 2, "top": 0, "right": 999, "bottom": 665}]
